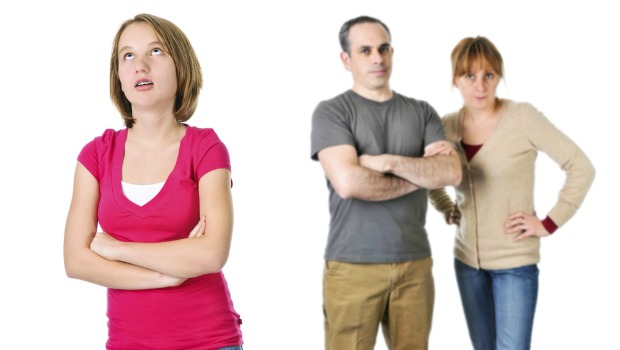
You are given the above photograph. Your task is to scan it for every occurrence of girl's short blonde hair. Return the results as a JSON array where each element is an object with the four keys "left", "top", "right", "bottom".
[{"left": 109, "top": 13, "right": 203, "bottom": 127}]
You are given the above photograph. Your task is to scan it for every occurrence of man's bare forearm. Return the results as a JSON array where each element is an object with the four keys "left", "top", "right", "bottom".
[
  {"left": 318, "top": 145, "right": 420, "bottom": 202},
  {"left": 335, "top": 164, "right": 420, "bottom": 201},
  {"left": 389, "top": 153, "right": 462, "bottom": 188},
  {"left": 360, "top": 153, "right": 462, "bottom": 189}
]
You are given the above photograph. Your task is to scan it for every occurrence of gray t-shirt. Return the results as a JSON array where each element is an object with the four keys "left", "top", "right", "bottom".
[{"left": 311, "top": 90, "right": 446, "bottom": 263}]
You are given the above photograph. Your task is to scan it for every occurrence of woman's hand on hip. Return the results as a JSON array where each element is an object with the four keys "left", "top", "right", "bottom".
[{"left": 505, "top": 212, "right": 550, "bottom": 242}]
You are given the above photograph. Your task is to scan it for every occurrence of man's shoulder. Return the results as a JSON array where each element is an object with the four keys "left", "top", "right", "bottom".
[
  {"left": 313, "top": 90, "right": 358, "bottom": 115},
  {"left": 390, "top": 92, "right": 439, "bottom": 120},
  {"left": 317, "top": 90, "right": 355, "bottom": 105},
  {"left": 392, "top": 91, "right": 433, "bottom": 109}
]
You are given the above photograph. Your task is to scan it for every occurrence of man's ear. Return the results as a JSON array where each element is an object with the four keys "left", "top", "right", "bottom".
[{"left": 340, "top": 51, "right": 351, "bottom": 71}]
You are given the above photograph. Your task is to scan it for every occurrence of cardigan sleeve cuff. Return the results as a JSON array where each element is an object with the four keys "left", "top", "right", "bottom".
[{"left": 542, "top": 216, "right": 558, "bottom": 234}]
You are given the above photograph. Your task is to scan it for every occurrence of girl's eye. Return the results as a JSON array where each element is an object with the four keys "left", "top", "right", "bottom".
[
  {"left": 486, "top": 73, "right": 495, "bottom": 79},
  {"left": 466, "top": 74, "right": 474, "bottom": 80},
  {"left": 123, "top": 52, "right": 135, "bottom": 60},
  {"left": 152, "top": 48, "right": 163, "bottom": 56}
]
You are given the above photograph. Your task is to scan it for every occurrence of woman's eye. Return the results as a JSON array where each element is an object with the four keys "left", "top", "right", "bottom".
[
  {"left": 466, "top": 74, "right": 474, "bottom": 80},
  {"left": 486, "top": 73, "right": 495, "bottom": 79}
]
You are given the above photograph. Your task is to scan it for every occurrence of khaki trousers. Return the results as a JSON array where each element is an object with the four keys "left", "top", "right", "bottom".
[{"left": 323, "top": 258, "right": 434, "bottom": 350}]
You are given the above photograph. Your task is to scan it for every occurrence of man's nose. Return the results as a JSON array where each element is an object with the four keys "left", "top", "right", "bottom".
[{"left": 371, "top": 50, "right": 384, "bottom": 64}]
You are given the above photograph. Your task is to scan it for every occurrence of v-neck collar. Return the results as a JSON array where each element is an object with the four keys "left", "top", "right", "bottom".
[
  {"left": 457, "top": 100, "right": 510, "bottom": 163},
  {"left": 111, "top": 126, "right": 189, "bottom": 218}
]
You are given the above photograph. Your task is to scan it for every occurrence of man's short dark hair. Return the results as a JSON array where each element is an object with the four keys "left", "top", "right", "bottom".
[{"left": 339, "top": 16, "right": 391, "bottom": 54}]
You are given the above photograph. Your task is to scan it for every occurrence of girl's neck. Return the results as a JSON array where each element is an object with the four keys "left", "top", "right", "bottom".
[{"left": 128, "top": 114, "right": 185, "bottom": 146}]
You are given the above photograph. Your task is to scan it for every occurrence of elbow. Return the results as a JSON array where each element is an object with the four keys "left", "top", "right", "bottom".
[
  {"left": 587, "top": 161, "right": 596, "bottom": 185},
  {"left": 444, "top": 156, "right": 462, "bottom": 186},
  {"left": 63, "top": 251, "right": 80, "bottom": 279},
  {"left": 65, "top": 265, "right": 78, "bottom": 279},
  {"left": 64, "top": 257, "right": 84, "bottom": 280},
  {"left": 206, "top": 256, "right": 228, "bottom": 274},
  {"left": 334, "top": 188, "right": 354, "bottom": 200},
  {"left": 210, "top": 256, "right": 229, "bottom": 273},
  {"left": 331, "top": 178, "right": 356, "bottom": 200},
  {"left": 450, "top": 166, "right": 463, "bottom": 186},
  {"left": 192, "top": 253, "right": 229, "bottom": 277}
]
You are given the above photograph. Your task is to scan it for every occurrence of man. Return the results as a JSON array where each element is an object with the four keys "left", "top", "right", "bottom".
[{"left": 310, "top": 16, "right": 462, "bottom": 350}]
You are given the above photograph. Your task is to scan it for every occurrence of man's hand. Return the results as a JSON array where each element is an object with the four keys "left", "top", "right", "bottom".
[
  {"left": 359, "top": 154, "right": 390, "bottom": 173},
  {"left": 424, "top": 141, "right": 454, "bottom": 157}
]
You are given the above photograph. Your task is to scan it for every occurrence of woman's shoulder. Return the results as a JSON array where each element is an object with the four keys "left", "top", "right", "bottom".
[
  {"left": 185, "top": 125, "right": 222, "bottom": 144},
  {"left": 502, "top": 99, "right": 541, "bottom": 117},
  {"left": 184, "top": 125, "right": 229, "bottom": 158},
  {"left": 440, "top": 109, "right": 462, "bottom": 130},
  {"left": 81, "top": 128, "right": 125, "bottom": 152},
  {"left": 441, "top": 110, "right": 460, "bottom": 122}
]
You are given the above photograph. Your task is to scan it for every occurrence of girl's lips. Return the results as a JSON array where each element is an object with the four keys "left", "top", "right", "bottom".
[{"left": 134, "top": 79, "right": 153, "bottom": 87}]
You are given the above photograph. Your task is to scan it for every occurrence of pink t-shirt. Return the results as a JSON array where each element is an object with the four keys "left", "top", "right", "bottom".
[{"left": 78, "top": 126, "right": 243, "bottom": 350}]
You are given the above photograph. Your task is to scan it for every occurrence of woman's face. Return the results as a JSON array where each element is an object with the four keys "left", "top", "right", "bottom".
[
  {"left": 117, "top": 22, "right": 177, "bottom": 115},
  {"left": 454, "top": 63, "right": 500, "bottom": 113}
]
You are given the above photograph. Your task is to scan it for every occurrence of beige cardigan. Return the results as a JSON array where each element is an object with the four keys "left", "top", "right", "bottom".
[{"left": 430, "top": 100, "right": 595, "bottom": 269}]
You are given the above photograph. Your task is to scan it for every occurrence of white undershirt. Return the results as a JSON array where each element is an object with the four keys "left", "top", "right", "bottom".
[{"left": 121, "top": 181, "right": 165, "bottom": 206}]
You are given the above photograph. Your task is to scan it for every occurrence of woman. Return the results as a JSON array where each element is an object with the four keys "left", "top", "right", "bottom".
[
  {"left": 429, "top": 36, "right": 595, "bottom": 350},
  {"left": 63, "top": 14, "right": 243, "bottom": 350}
]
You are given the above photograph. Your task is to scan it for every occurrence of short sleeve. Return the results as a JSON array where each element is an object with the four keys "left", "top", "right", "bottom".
[
  {"left": 310, "top": 99, "right": 355, "bottom": 161},
  {"left": 77, "top": 129, "right": 116, "bottom": 181},
  {"left": 422, "top": 101, "right": 446, "bottom": 147},
  {"left": 193, "top": 129, "right": 231, "bottom": 181}
]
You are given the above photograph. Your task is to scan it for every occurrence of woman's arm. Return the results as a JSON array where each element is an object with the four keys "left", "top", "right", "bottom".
[
  {"left": 505, "top": 105, "right": 596, "bottom": 240},
  {"left": 64, "top": 163, "right": 186, "bottom": 289},
  {"left": 90, "top": 168, "right": 234, "bottom": 279},
  {"left": 429, "top": 188, "right": 460, "bottom": 226}
]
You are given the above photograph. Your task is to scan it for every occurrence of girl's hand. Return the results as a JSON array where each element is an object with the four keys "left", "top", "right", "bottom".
[
  {"left": 187, "top": 216, "right": 206, "bottom": 238},
  {"left": 90, "top": 232, "right": 123, "bottom": 260},
  {"left": 161, "top": 274, "right": 188, "bottom": 288},
  {"left": 505, "top": 212, "right": 550, "bottom": 242}
]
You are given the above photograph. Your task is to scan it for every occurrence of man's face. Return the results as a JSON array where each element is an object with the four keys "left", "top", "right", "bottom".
[{"left": 341, "top": 22, "right": 393, "bottom": 95}]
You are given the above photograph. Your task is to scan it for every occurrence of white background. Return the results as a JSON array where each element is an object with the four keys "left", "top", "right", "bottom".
[{"left": 0, "top": 1, "right": 617, "bottom": 349}]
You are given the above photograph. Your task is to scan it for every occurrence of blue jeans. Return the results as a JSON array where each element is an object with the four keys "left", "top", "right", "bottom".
[{"left": 455, "top": 259, "right": 539, "bottom": 350}]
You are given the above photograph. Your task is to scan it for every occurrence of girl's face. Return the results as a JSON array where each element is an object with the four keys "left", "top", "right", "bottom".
[
  {"left": 117, "top": 22, "right": 177, "bottom": 115},
  {"left": 454, "top": 62, "right": 500, "bottom": 113}
]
